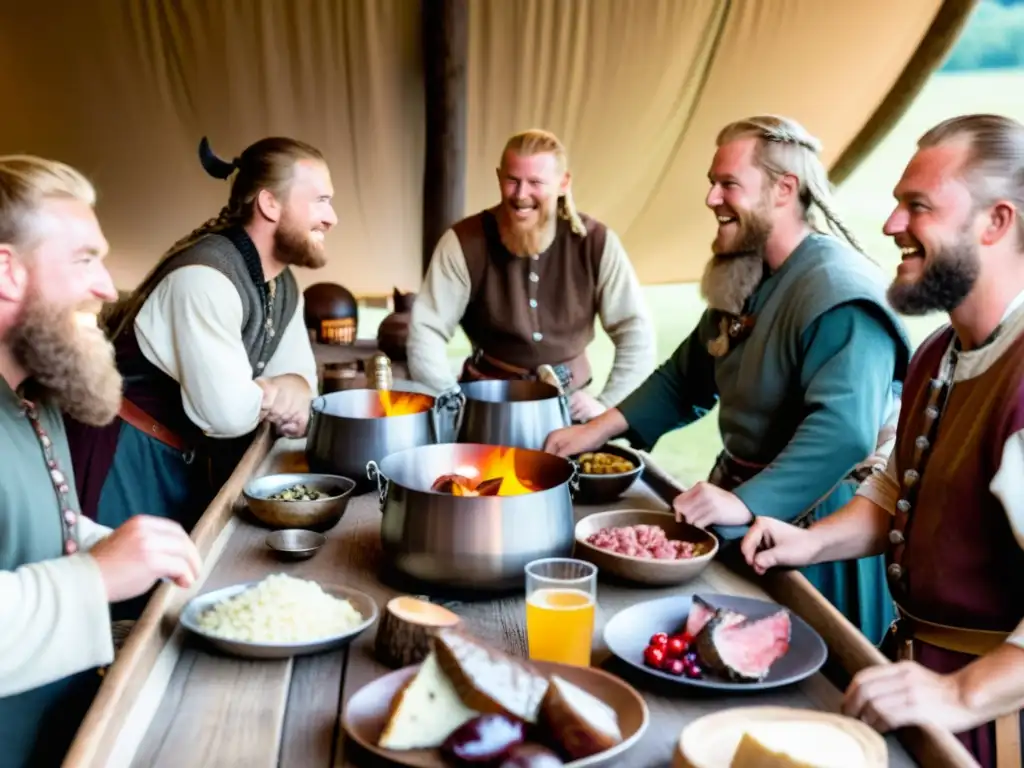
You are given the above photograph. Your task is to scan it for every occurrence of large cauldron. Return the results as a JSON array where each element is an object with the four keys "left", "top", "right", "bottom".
[
  {"left": 307, "top": 386, "right": 463, "bottom": 493},
  {"left": 455, "top": 380, "right": 571, "bottom": 450},
  {"left": 366, "top": 443, "right": 580, "bottom": 590}
]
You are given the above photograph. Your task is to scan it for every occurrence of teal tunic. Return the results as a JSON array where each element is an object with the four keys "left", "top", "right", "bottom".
[
  {"left": 0, "top": 380, "right": 103, "bottom": 768},
  {"left": 617, "top": 234, "right": 911, "bottom": 645}
]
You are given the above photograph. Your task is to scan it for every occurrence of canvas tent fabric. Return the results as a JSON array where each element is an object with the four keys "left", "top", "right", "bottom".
[{"left": 0, "top": 0, "right": 973, "bottom": 297}]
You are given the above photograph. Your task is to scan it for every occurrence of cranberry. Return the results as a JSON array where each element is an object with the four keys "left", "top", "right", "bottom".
[
  {"left": 644, "top": 645, "right": 666, "bottom": 668},
  {"left": 683, "top": 651, "right": 698, "bottom": 665},
  {"left": 685, "top": 663, "right": 703, "bottom": 679},
  {"left": 665, "top": 658, "right": 685, "bottom": 676},
  {"left": 666, "top": 637, "right": 686, "bottom": 658},
  {"left": 649, "top": 632, "right": 668, "bottom": 647}
]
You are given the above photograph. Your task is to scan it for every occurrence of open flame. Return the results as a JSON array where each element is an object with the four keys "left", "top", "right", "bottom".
[
  {"left": 433, "top": 447, "right": 536, "bottom": 497},
  {"left": 376, "top": 390, "right": 433, "bottom": 418}
]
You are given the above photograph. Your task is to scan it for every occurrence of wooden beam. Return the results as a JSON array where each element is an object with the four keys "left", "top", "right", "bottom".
[{"left": 421, "top": 0, "right": 468, "bottom": 276}]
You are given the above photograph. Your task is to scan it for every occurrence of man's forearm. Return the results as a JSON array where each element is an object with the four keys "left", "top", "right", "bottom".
[
  {"left": 807, "top": 495, "right": 891, "bottom": 564},
  {"left": 954, "top": 643, "right": 1024, "bottom": 728}
]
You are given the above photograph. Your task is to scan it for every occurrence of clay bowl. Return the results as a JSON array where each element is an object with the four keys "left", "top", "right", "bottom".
[
  {"left": 570, "top": 443, "right": 644, "bottom": 505},
  {"left": 573, "top": 509, "right": 718, "bottom": 586}
]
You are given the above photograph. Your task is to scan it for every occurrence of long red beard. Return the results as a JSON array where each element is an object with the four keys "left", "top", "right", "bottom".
[
  {"left": 8, "top": 292, "right": 123, "bottom": 426},
  {"left": 496, "top": 202, "right": 557, "bottom": 257}
]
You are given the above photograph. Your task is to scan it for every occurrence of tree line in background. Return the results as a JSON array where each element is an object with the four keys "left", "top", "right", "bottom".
[{"left": 941, "top": 0, "right": 1024, "bottom": 71}]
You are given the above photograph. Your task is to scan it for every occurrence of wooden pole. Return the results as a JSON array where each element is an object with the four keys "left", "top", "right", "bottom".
[{"left": 421, "top": 0, "right": 468, "bottom": 276}]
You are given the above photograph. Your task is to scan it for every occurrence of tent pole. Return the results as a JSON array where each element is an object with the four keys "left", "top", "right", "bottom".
[{"left": 421, "top": 0, "right": 468, "bottom": 277}]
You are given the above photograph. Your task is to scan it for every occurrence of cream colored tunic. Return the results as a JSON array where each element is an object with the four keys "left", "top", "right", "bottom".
[
  {"left": 133, "top": 265, "right": 319, "bottom": 438},
  {"left": 408, "top": 226, "right": 656, "bottom": 406}
]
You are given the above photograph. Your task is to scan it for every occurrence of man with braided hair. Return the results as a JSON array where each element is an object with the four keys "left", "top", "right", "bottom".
[
  {"left": 408, "top": 129, "right": 655, "bottom": 422},
  {"left": 64, "top": 137, "right": 331, "bottom": 588},
  {"left": 546, "top": 115, "right": 911, "bottom": 644}
]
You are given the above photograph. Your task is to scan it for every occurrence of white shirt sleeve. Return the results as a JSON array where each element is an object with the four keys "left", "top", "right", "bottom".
[
  {"left": 854, "top": 450, "right": 899, "bottom": 514},
  {"left": 133, "top": 265, "right": 264, "bottom": 438},
  {"left": 407, "top": 229, "right": 471, "bottom": 394},
  {"left": 260, "top": 292, "right": 318, "bottom": 395},
  {"left": 0, "top": 554, "right": 113, "bottom": 696}
]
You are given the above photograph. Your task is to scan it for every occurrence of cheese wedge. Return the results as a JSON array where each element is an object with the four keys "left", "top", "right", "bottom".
[{"left": 378, "top": 651, "right": 480, "bottom": 750}]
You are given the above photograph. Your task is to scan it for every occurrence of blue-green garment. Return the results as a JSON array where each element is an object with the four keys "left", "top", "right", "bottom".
[
  {"left": 617, "top": 234, "right": 911, "bottom": 645},
  {"left": 0, "top": 380, "right": 103, "bottom": 768}
]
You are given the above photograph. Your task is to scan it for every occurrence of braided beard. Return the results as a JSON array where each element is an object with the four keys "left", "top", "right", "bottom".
[{"left": 8, "top": 285, "right": 123, "bottom": 426}]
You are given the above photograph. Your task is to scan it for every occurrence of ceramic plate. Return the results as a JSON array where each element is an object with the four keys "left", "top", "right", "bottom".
[
  {"left": 603, "top": 592, "right": 827, "bottom": 691},
  {"left": 342, "top": 660, "right": 649, "bottom": 767},
  {"left": 179, "top": 580, "right": 378, "bottom": 660}
]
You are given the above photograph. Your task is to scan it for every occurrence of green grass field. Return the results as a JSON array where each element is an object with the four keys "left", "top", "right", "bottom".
[{"left": 357, "top": 70, "right": 1024, "bottom": 484}]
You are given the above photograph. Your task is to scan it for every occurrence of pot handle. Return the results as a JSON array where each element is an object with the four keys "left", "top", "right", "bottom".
[
  {"left": 365, "top": 460, "right": 389, "bottom": 511},
  {"left": 558, "top": 393, "right": 572, "bottom": 428},
  {"left": 432, "top": 387, "right": 466, "bottom": 443},
  {"left": 567, "top": 458, "right": 581, "bottom": 497}
]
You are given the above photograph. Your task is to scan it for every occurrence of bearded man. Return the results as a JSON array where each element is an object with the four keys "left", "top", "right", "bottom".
[
  {"left": 546, "top": 115, "right": 911, "bottom": 645},
  {"left": 407, "top": 129, "right": 655, "bottom": 422},
  {"left": 742, "top": 114, "right": 1024, "bottom": 768},
  {"left": 65, "top": 136, "right": 331, "bottom": 549},
  {"left": 0, "top": 155, "right": 201, "bottom": 767}
]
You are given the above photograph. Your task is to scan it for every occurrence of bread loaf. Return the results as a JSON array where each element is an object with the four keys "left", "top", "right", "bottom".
[
  {"left": 433, "top": 627, "right": 549, "bottom": 724},
  {"left": 539, "top": 675, "right": 622, "bottom": 759}
]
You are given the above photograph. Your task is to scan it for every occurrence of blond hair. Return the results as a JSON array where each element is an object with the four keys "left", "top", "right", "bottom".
[
  {"left": 0, "top": 155, "right": 96, "bottom": 249},
  {"left": 918, "top": 114, "right": 1024, "bottom": 250},
  {"left": 500, "top": 129, "right": 586, "bottom": 237},
  {"left": 716, "top": 115, "right": 863, "bottom": 253}
]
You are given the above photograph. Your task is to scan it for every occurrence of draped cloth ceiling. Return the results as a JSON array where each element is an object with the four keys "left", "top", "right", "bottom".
[{"left": 0, "top": 0, "right": 973, "bottom": 296}]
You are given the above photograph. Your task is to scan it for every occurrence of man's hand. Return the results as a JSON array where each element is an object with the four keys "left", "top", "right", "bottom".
[
  {"left": 740, "top": 516, "right": 822, "bottom": 575},
  {"left": 568, "top": 390, "right": 607, "bottom": 422},
  {"left": 256, "top": 374, "right": 313, "bottom": 436},
  {"left": 842, "top": 661, "right": 977, "bottom": 734},
  {"left": 672, "top": 481, "right": 753, "bottom": 528},
  {"left": 89, "top": 516, "right": 202, "bottom": 603},
  {"left": 544, "top": 423, "right": 606, "bottom": 457}
]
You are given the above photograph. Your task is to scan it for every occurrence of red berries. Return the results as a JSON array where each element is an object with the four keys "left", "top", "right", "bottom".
[{"left": 642, "top": 630, "right": 704, "bottom": 679}]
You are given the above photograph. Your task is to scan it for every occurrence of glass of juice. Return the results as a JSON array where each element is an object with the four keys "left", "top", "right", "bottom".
[{"left": 524, "top": 557, "right": 597, "bottom": 667}]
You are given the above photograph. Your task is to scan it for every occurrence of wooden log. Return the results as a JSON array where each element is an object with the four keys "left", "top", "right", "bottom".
[
  {"left": 374, "top": 595, "right": 462, "bottom": 669},
  {"left": 638, "top": 452, "right": 980, "bottom": 768},
  {"left": 421, "top": 0, "right": 468, "bottom": 275}
]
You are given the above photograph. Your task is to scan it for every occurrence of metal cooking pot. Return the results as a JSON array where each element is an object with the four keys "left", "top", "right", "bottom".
[
  {"left": 307, "top": 385, "right": 464, "bottom": 493},
  {"left": 366, "top": 443, "right": 580, "bottom": 590},
  {"left": 455, "top": 380, "right": 571, "bottom": 450}
]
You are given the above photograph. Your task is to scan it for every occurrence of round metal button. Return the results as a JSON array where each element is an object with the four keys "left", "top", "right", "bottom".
[
  {"left": 896, "top": 499, "right": 911, "bottom": 514},
  {"left": 889, "top": 529, "right": 905, "bottom": 545},
  {"left": 532, "top": 332, "right": 543, "bottom": 342},
  {"left": 887, "top": 563, "right": 903, "bottom": 580},
  {"left": 529, "top": 299, "right": 537, "bottom": 308},
  {"left": 902, "top": 469, "right": 919, "bottom": 487},
  {"left": 915, "top": 435, "right": 930, "bottom": 451},
  {"left": 529, "top": 272, "right": 539, "bottom": 283}
]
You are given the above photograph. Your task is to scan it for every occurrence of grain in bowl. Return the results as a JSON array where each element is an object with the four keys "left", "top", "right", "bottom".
[{"left": 196, "top": 573, "right": 364, "bottom": 644}]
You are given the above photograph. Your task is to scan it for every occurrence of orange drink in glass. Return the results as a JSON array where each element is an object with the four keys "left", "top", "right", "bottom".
[{"left": 524, "top": 558, "right": 597, "bottom": 667}]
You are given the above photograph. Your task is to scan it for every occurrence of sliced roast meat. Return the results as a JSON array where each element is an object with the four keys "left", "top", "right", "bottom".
[{"left": 695, "top": 609, "right": 792, "bottom": 682}]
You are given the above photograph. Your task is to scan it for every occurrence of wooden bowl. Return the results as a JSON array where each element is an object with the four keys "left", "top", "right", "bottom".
[
  {"left": 574, "top": 509, "right": 718, "bottom": 586},
  {"left": 570, "top": 443, "right": 644, "bottom": 504},
  {"left": 673, "top": 706, "right": 888, "bottom": 767},
  {"left": 342, "top": 659, "right": 649, "bottom": 767}
]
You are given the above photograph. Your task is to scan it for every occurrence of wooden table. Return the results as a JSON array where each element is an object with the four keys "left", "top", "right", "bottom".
[{"left": 64, "top": 430, "right": 979, "bottom": 768}]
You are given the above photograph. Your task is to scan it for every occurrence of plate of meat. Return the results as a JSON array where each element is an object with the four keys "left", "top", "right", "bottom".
[
  {"left": 574, "top": 509, "right": 718, "bottom": 586},
  {"left": 603, "top": 593, "right": 827, "bottom": 691}
]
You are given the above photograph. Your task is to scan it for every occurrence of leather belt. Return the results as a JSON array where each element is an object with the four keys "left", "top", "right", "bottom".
[
  {"left": 466, "top": 349, "right": 593, "bottom": 393},
  {"left": 894, "top": 604, "right": 1021, "bottom": 768},
  {"left": 118, "top": 398, "right": 188, "bottom": 453}
]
